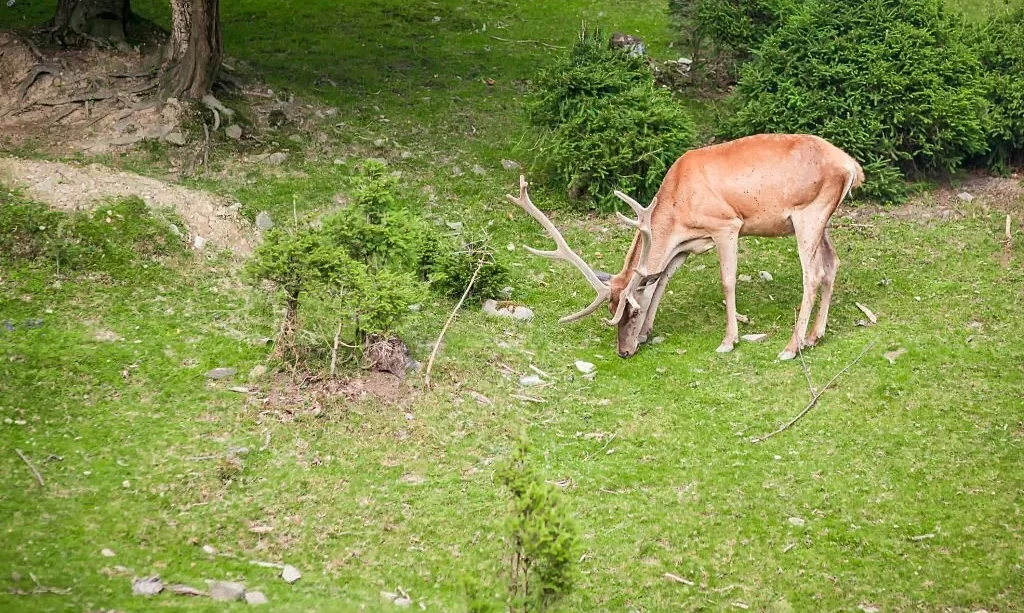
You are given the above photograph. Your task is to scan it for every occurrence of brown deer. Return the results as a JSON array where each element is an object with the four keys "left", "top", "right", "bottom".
[{"left": 507, "top": 133, "right": 864, "bottom": 360}]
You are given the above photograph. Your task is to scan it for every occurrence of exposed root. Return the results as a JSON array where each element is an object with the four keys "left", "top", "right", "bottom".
[
  {"left": 16, "top": 64, "right": 60, "bottom": 104},
  {"left": 201, "top": 93, "right": 234, "bottom": 120}
]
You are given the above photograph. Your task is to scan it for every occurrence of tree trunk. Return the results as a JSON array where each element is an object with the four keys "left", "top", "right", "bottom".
[
  {"left": 159, "top": 0, "right": 221, "bottom": 100},
  {"left": 53, "top": 0, "right": 132, "bottom": 42}
]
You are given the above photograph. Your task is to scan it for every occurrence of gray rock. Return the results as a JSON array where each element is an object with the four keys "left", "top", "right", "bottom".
[
  {"left": 788, "top": 517, "right": 806, "bottom": 527},
  {"left": 132, "top": 576, "right": 164, "bottom": 596},
  {"left": 501, "top": 159, "right": 521, "bottom": 170},
  {"left": 482, "top": 299, "right": 533, "bottom": 321},
  {"left": 202, "top": 544, "right": 217, "bottom": 555},
  {"left": 193, "top": 235, "right": 207, "bottom": 250},
  {"left": 519, "top": 374, "right": 543, "bottom": 387},
  {"left": 574, "top": 360, "right": 596, "bottom": 374},
  {"left": 264, "top": 152, "right": 289, "bottom": 166},
  {"left": 205, "top": 367, "right": 237, "bottom": 380},
  {"left": 209, "top": 580, "right": 246, "bottom": 601},
  {"left": 738, "top": 274, "right": 753, "bottom": 282},
  {"left": 255, "top": 211, "right": 274, "bottom": 231},
  {"left": 650, "top": 336, "right": 666, "bottom": 345},
  {"left": 245, "top": 590, "right": 269, "bottom": 605},
  {"left": 609, "top": 32, "right": 645, "bottom": 57},
  {"left": 225, "top": 124, "right": 243, "bottom": 140},
  {"left": 957, "top": 191, "right": 974, "bottom": 202},
  {"left": 741, "top": 333, "right": 767, "bottom": 343},
  {"left": 168, "top": 223, "right": 182, "bottom": 237},
  {"left": 452, "top": 166, "right": 464, "bottom": 177},
  {"left": 471, "top": 164, "right": 487, "bottom": 175},
  {"left": 164, "top": 132, "right": 186, "bottom": 146},
  {"left": 248, "top": 365, "right": 267, "bottom": 380},
  {"left": 759, "top": 270, "right": 774, "bottom": 282},
  {"left": 281, "top": 564, "right": 301, "bottom": 584},
  {"left": 373, "top": 138, "right": 387, "bottom": 147}
]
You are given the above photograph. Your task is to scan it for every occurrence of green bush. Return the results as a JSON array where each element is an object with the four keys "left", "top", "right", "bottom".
[
  {"left": 721, "top": 0, "right": 991, "bottom": 202},
  {"left": 527, "top": 26, "right": 696, "bottom": 208},
  {"left": 974, "top": 6, "right": 1024, "bottom": 171},
  {"left": 670, "top": 0, "right": 799, "bottom": 56}
]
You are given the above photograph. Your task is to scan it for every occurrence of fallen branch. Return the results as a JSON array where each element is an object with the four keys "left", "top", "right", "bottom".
[
  {"left": 664, "top": 572, "right": 694, "bottom": 586},
  {"left": 424, "top": 256, "right": 486, "bottom": 388},
  {"left": 16, "top": 64, "right": 60, "bottom": 104},
  {"left": 798, "top": 347, "right": 816, "bottom": 399},
  {"left": 750, "top": 342, "right": 875, "bottom": 443},
  {"left": 490, "top": 35, "right": 563, "bottom": 50},
  {"left": 15, "top": 448, "right": 45, "bottom": 487}
]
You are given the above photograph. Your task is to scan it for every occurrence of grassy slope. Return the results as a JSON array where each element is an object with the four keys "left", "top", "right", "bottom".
[{"left": 2, "top": 0, "right": 1024, "bottom": 612}]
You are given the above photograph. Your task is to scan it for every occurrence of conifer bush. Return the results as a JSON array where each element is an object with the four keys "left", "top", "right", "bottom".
[{"left": 974, "top": 6, "right": 1024, "bottom": 172}]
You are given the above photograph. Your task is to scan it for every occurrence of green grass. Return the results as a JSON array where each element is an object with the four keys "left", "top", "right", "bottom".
[{"left": 3, "top": 0, "right": 1024, "bottom": 612}]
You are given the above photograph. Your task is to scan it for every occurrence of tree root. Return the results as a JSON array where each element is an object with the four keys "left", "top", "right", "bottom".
[
  {"left": 16, "top": 64, "right": 61, "bottom": 105},
  {"left": 201, "top": 94, "right": 234, "bottom": 120}
]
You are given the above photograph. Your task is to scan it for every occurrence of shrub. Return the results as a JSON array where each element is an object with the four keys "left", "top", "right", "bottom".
[
  {"left": 527, "top": 26, "right": 696, "bottom": 208},
  {"left": 721, "top": 0, "right": 991, "bottom": 202},
  {"left": 974, "top": 6, "right": 1024, "bottom": 171},
  {"left": 496, "top": 436, "right": 580, "bottom": 612}
]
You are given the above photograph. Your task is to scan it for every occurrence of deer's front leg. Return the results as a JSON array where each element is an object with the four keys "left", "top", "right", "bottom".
[
  {"left": 637, "top": 253, "right": 688, "bottom": 343},
  {"left": 712, "top": 230, "right": 740, "bottom": 353}
]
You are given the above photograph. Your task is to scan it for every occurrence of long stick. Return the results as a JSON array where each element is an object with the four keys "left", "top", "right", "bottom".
[
  {"left": 424, "top": 257, "right": 486, "bottom": 388},
  {"left": 751, "top": 342, "right": 875, "bottom": 443},
  {"left": 15, "top": 448, "right": 45, "bottom": 487}
]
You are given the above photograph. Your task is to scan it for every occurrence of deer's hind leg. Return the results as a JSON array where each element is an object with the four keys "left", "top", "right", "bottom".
[
  {"left": 806, "top": 230, "right": 839, "bottom": 347},
  {"left": 778, "top": 209, "right": 831, "bottom": 361}
]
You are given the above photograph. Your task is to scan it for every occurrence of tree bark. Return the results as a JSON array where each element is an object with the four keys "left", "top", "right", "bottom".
[
  {"left": 53, "top": 0, "right": 132, "bottom": 42},
  {"left": 160, "top": 0, "right": 221, "bottom": 100}
]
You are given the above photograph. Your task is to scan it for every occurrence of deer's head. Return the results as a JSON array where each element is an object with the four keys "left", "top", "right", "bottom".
[{"left": 507, "top": 176, "right": 667, "bottom": 358}]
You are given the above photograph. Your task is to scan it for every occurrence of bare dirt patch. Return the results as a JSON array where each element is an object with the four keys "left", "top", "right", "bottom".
[
  {"left": 262, "top": 371, "right": 415, "bottom": 418},
  {"left": 0, "top": 156, "right": 255, "bottom": 255},
  {"left": 840, "top": 173, "right": 1024, "bottom": 225}
]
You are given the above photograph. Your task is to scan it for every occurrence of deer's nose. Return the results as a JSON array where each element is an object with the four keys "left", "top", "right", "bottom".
[{"left": 617, "top": 349, "right": 632, "bottom": 358}]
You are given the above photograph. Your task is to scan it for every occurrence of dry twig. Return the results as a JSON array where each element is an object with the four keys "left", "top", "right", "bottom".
[
  {"left": 490, "top": 35, "right": 563, "bottom": 50},
  {"left": 424, "top": 256, "right": 486, "bottom": 387},
  {"left": 15, "top": 448, "right": 45, "bottom": 487},
  {"left": 751, "top": 342, "right": 876, "bottom": 443}
]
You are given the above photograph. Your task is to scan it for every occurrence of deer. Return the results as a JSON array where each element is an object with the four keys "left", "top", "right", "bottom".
[{"left": 507, "top": 133, "right": 864, "bottom": 360}]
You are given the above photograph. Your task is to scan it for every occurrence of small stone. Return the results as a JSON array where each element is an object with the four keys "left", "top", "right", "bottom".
[
  {"left": 884, "top": 348, "right": 906, "bottom": 364},
  {"left": 248, "top": 365, "right": 267, "bottom": 380},
  {"left": 394, "top": 596, "right": 412, "bottom": 607},
  {"left": 101, "top": 548, "right": 116, "bottom": 557},
  {"left": 202, "top": 544, "right": 217, "bottom": 555},
  {"left": 471, "top": 164, "right": 487, "bottom": 175},
  {"left": 168, "top": 584, "right": 204, "bottom": 596},
  {"left": 225, "top": 124, "right": 243, "bottom": 140},
  {"left": 264, "top": 152, "right": 288, "bottom": 165},
  {"left": 208, "top": 580, "right": 246, "bottom": 601},
  {"left": 957, "top": 192, "right": 974, "bottom": 202},
  {"left": 193, "top": 235, "right": 207, "bottom": 250},
  {"left": 333, "top": 158, "right": 345, "bottom": 165},
  {"left": 506, "top": 243, "right": 515, "bottom": 251},
  {"left": 501, "top": 159, "right": 521, "bottom": 170},
  {"left": 132, "top": 575, "right": 164, "bottom": 596},
  {"left": 281, "top": 565, "right": 301, "bottom": 584},
  {"left": 228, "top": 386, "right": 251, "bottom": 393},
  {"left": 759, "top": 271, "right": 774, "bottom": 281},
  {"left": 432, "top": 15, "right": 441, "bottom": 22},
  {"left": 482, "top": 299, "right": 533, "bottom": 321},
  {"left": 255, "top": 211, "right": 274, "bottom": 231},
  {"left": 859, "top": 606, "right": 880, "bottom": 613},
  {"left": 205, "top": 367, "right": 237, "bottom": 380},
  {"left": 168, "top": 223, "right": 181, "bottom": 237},
  {"left": 288, "top": 134, "right": 303, "bottom": 143},
  {"left": 520, "top": 374, "right": 543, "bottom": 387},
  {"left": 164, "top": 132, "right": 186, "bottom": 146},
  {"left": 373, "top": 138, "right": 387, "bottom": 147},
  {"left": 445, "top": 221, "right": 463, "bottom": 232},
  {"left": 651, "top": 336, "right": 666, "bottom": 345},
  {"left": 575, "top": 360, "right": 596, "bottom": 374},
  {"left": 788, "top": 517, "right": 806, "bottom": 527},
  {"left": 452, "top": 165, "right": 464, "bottom": 177},
  {"left": 738, "top": 274, "right": 753, "bottom": 282},
  {"left": 122, "top": 480, "right": 130, "bottom": 488},
  {"left": 245, "top": 590, "right": 269, "bottom": 605},
  {"left": 741, "top": 333, "right": 768, "bottom": 343}
]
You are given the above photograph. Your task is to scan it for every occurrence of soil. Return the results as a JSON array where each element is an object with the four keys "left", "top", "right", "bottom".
[
  {"left": 263, "top": 371, "right": 414, "bottom": 417},
  {"left": 0, "top": 156, "right": 255, "bottom": 255}
]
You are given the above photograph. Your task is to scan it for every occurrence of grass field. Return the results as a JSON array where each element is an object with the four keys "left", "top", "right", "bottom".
[{"left": 2, "top": 1, "right": 1024, "bottom": 612}]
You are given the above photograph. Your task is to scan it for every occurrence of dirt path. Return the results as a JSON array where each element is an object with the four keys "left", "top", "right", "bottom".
[{"left": 0, "top": 156, "right": 255, "bottom": 256}]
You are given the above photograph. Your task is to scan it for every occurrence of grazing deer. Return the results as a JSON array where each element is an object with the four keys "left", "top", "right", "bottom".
[{"left": 507, "top": 133, "right": 864, "bottom": 360}]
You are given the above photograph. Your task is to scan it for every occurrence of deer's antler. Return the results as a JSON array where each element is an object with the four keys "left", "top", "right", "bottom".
[
  {"left": 613, "top": 190, "right": 656, "bottom": 276},
  {"left": 507, "top": 175, "right": 611, "bottom": 323}
]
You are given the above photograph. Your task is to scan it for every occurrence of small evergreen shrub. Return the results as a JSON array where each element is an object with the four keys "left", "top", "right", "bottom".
[
  {"left": 527, "top": 26, "right": 696, "bottom": 208},
  {"left": 974, "top": 6, "right": 1024, "bottom": 171},
  {"left": 720, "top": 0, "right": 991, "bottom": 202},
  {"left": 497, "top": 436, "right": 580, "bottom": 612}
]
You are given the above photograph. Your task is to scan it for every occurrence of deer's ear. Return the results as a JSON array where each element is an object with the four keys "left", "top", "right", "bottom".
[{"left": 595, "top": 270, "right": 613, "bottom": 282}]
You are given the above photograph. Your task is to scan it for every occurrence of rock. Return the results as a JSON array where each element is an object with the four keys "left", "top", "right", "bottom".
[
  {"left": 451, "top": 165, "right": 464, "bottom": 177},
  {"left": 202, "top": 544, "right": 217, "bottom": 555},
  {"left": 501, "top": 159, "right": 521, "bottom": 170},
  {"left": 164, "top": 132, "right": 186, "bottom": 146},
  {"left": 225, "top": 124, "right": 243, "bottom": 140},
  {"left": 738, "top": 274, "right": 753, "bottom": 282},
  {"left": 884, "top": 348, "right": 906, "bottom": 365},
  {"left": 245, "top": 590, "right": 269, "bottom": 605},
  {"left": 132, "top": 576, "right": 164, "bottom": 596},
  {"left": 193, "top": 235, "right": 207, "bottom": 250},
  {"left": 499, "top": 286, "right": 513, "bottom": 300},
  {"left": 445, "top": 221, "right": 463, "bottom": 232},
  {"left": 248, "top": 365, "right": 267, "bottom": 380},
  {"left": 169, "top": 584, "right": 205, "bottom": 596},
  {"left": 759, "top": 271, "right": 774, "bottom": 281},
  {"left": 205, "top": 367, "right": 237, "bottom": 380},
  {"left": 741, "top": 333, "right": 768, "bottom": 343},
  {"left": 482, "top": 299, "right": 533, "bottom": 321},
  {"left": 957, "top": 191, "right": 974, "bottom": 202},
  {"left": 333, "top": 158, "right": 345, "bottom": 165},
  {"left": 575, "top": 360, "right": 596, "bottom": 374},
  {"left": 519, "top": 374, "right": 543, "bottom": 387},
  {"left": 609, "top": 32, "right": 645, "bottom": 57},
  {"left": 678, "top": 57, "right": 693, "bottom": 65},
  {"left": 281, "top": 565, "right": 301, "bottom": 584},
  {"left": 651, "top": 336, "right": 666, "bottom": 345},
  {"left": 101, "top": 548, "right": 116, "bottom": 557},
  {"left": 264, "top": 152, "right": 288, "bottom": 166},
  {"left": 209, "top": 580, "right": 245, "bottom": 601},
  {"left": 228, "top": 386, "right": 251, "bottom": 393},
  {"left": 394, "top": 596, "right": 412, "bottom": 607},
  {"left": 373, "top": 138, "right": 387, "bottom": 147},
  {"left": 255, "top": 211, "right": 274, "bottom": 231},
  {"left": 168, "top": 223, "right": 181, "bottom": 237},
  {"left": 788, "top": 517, "right": 806, "bottom": 527},
  {"left": 471, "top": 164, "right": 487, "bottom": 175}
]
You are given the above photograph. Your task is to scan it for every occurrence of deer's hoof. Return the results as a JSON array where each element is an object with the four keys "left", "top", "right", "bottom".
[
  {"left": 716, "top": 342, "right": 735, "bottom": 354},
  {"left": 777, "top": 349, "right": 797, "bottom": 361}
]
